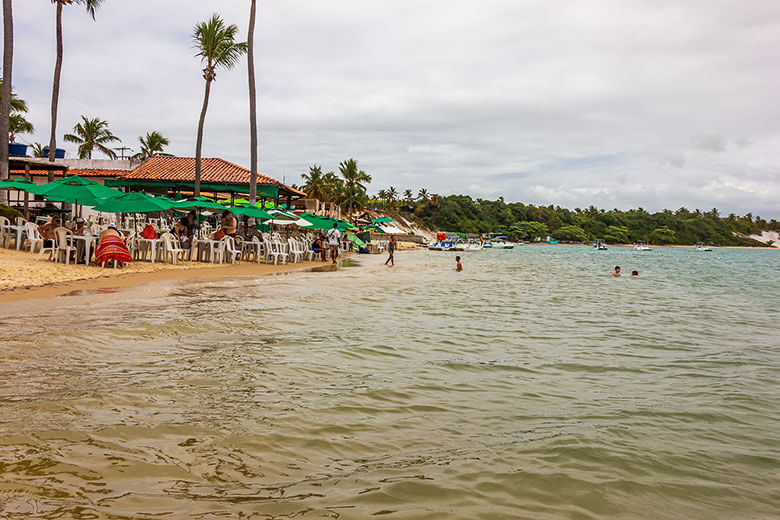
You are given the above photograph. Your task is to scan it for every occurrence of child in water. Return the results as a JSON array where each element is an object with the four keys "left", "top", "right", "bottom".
[
  {"left": 631, "top": 270, "right": 639, "bottom": 277},
  {"left": 613, "top": 266, "right": 621, "bottom": 277},
  {"left": 456, "top": 256, "right": 462, "bottom": 272}
]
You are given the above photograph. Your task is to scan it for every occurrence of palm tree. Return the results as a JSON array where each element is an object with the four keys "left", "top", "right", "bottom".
[
  {"left": 247, "top": 0, "right": 258, "bottom": 203},
  {"left": 387, "top": 186, "right": 398, "bottom": 208},
  {"left": 338, "top": 158, "right": 371, "bottom": 223},
  {"left": 417, "top": 188, "right": 429, "bottom": 201},
  {"left": 0, "top": 0, "right": 13, "bottom": 200},
  {"left": 322, "top": 171, "right": 342, "bottom": 203},
  {"left": 31, "top": 142, "right": 46, "bottom": 158},
  {"left": 0, "top": 82, "right": 34, "bottom": 142},
  {"left": 403, "top": 189, "right": 414, "bottom": 207},
  {"left": 132, "top": 131, "right": 170, "bottom": 160},
  {"left": 192, "top": 13, "right": 247, "bottom": 197},
  {"left": 48, "top": 0, "right": 105, "bottom": 181},
  {"left": 63, "top": 115, "right": 120, "bottom": 159},
  {"left": 301, "top": 165, "right": 327, "bottom": 201}
]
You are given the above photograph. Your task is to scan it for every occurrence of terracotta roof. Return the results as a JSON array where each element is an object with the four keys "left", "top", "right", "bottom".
[
  {"left": 11, "top": 169, "right": 126, "bottom": 178},
  {"left": 119, "top": 157, "right": 305, "bottom": 196}
]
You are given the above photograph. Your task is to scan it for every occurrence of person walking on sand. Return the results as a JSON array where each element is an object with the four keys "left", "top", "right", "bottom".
[
  {"left": 455, "top": 256, "right": 462, "bottom": 272},
  {"left": 327, "top": 223, "right": 341, "bottom": 264},
  {"left": 385, "top": 235, "right": 396, "bottom": 266},
  {"left": 613, "top": 266, "right": 621, "bottom": 277}
]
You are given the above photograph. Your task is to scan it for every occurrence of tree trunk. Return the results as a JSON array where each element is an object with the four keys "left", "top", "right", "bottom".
[
  {"left": 247, "top": 0, "right": 258, "bottom": 204},
  {"left": 48, "top": 0, "right": 63, "bottom": 183},
  {"left": 194, "top": 78, "right": 211, "bottom": 198},
  {"left": 0, "top": 0, "right": 13, "bottom": 206}
]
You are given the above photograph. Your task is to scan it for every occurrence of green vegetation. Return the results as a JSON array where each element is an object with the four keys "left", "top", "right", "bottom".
[
  {"left": 63, "top": 115, "right": 120, "bottom": 159},
  {"left": 133, "top": 131, "right": 171, "bottom": 160},
  {"left": 376, "top": 194, "right": 777, "bottom": 246},
  {"left": 300, "top": 160, "right": 372, "bottom": 221},
  {"left": 0, "top": 81, "right": 34, "bottom": 141}
]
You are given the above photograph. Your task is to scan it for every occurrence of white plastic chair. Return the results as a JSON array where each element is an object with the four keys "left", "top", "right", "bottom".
[
  {"left": 53, "top": 227, "right": 76, "bottom": 264},
  {"left": 287, "top": 238, "right": 303, "bottom": 263},
  {"left": 215, "top": 236, "right": 240, "bottom": 264},
  {"left": 24, "top": 222, "right": 43, "bottom": 253},
  {"left": 160, "top": 233, "right": 186, "bottom": 264},
  {"left": 264, "top": 239, "right": 287, "bottom": 265}
]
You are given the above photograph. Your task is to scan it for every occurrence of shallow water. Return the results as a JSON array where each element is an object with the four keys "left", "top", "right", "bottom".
[{"left": 0, "top": 246, "right": 778, "bottom": 519}]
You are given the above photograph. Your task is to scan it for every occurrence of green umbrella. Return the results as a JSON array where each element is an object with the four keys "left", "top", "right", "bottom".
[
  {"left": 0, "top": 177, "right": 46, "bottom": 195},
  {"left": 372, "top": 217, "right": 394, "bottom": 224},
  {"left": 230, "top": 204, "right": 275, "bottom": 220},
  {"left": 38, "top": 175, "right": 122, "bottom": 206},
  {"left": 170, "top": 196, "right": 225, "bottom": 211},
  {"left": 93, "top": 192, "right": 175, "bottom": 213}
]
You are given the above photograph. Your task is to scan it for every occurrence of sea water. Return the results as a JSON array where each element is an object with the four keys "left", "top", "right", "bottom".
[{"left": 0, "top": 246, "right": 778, "bottom": 519}]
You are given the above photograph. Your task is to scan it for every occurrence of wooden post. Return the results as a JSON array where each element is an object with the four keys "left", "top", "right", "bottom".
[{"left": 23, "top": 164, "right": 30, "bottom": 220}]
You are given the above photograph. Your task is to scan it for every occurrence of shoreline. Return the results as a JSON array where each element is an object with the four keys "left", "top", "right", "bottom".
[{"left": 0, "top": 255, "right": 343, "bottom": 304}]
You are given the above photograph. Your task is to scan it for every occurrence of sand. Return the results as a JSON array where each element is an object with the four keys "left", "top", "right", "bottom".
[{"left": 0, "top": 248, "right": 331, "bottom": 303}]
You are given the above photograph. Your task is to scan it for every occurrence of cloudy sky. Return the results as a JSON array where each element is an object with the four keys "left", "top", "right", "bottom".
[{"left": 9, "top": 0, "right": 780, "bottom": 217}]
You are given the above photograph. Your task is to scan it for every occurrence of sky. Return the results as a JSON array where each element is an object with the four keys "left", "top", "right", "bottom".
[{"left": 7, "top": 0, "right": 780, "bottom": 218}]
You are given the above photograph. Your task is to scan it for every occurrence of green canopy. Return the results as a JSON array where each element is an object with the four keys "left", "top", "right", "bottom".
[
  {"left": 219, "top": 198, "right": 250, "bottom": 206},
  {"left": 229, "top": 204, "right": 275, "bottom": 220},
  {"left": 37, "top": 175, "right": 123, "bottom": 205},
  {"left": 170, "top": 196, "right": 225, "bottom": 211},
  {"left": 372, "top": 217, "right": 394, "bottom": 224},
  {"left": 0, "top": 178, "right": 46, "bottom": 194},
  {"left": 347, "top": 233, "right": 366, "bottom": 248},
  {"left": 299, "top": 213, "right": 355, "bottom": 232},
  {"left": 93, "top": 192, "right": 175, "bottom": 213}
]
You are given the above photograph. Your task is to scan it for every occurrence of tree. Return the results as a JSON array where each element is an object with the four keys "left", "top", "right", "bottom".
[
  {"left": 30, "top": 142, "right": 46, "bottom": 158},
  {"left": 133, "top": 131, "right": 170, "bottom": 160},
  {"left": 338, "top": 158, "right": 371, "bottom": 222},
  {"left": 403, "top": 189, "right": 414, "bottom": 207},
  {"left": 247, "top": 0, "right": 258, "bottom": 204},
  {"left": 417, "top": 188, "right": 429, "bottom": 201},
  {"left": 650, "top": 226, "right": 677, "bottom": 244},
  {"left": 510, "top": 220, "right": 548, "bottom": 241},
  {"left": 192, "top": 13, "right": 247, "bottom": 197},
  {"left": 48, "top": 0, "right": 105, "bottom": 181},
  {"left": 387, "top": 186, "right": 398, "bottom": 207},
  {"left": 301, "top": 165, "right": 326, "bottom": 200},
  {"left": 0, "top": 0, "right": 13, "bottom": 205},
  {"left": 603, "top": 225, "right": 630, "bottom": 244},
  {"left": 63, "top": 115, "right": 120, "bottom": 159},
  {"left": 0, "top": 82, "right": 34, "bottom": 142},
  {"left": 557, "top": 224, "right": 589, "bottom": 243}
]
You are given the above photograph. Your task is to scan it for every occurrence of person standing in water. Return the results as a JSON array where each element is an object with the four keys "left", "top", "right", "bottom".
[
  {"left": 385, "top": 235, "right": 396, "bottom": 266},
  {"left": 613, "top": 266, "right": 621, "bottom": 277},
  {"left": 456, "top": 256, "right": 463, "bottom": 272}
]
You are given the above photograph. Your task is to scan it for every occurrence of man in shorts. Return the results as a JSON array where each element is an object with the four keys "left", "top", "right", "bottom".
[{"left": 326, "top": 223, "right": 341, "bottom": 264}]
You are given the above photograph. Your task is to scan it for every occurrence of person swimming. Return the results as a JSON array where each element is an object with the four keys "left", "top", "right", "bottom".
[
  {"left": 613, "top": 266, "right": 621, "bottom": 277},
  {"left": 631, "top": 270, "right": 639, "bottom": 277},
  {"left": 456, "top": 256, "right": 462, "bottom": 272}
]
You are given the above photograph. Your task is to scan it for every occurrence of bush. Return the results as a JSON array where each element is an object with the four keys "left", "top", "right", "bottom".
[{"left": 0, "top": 204, "right": 23, "bottom": 221}]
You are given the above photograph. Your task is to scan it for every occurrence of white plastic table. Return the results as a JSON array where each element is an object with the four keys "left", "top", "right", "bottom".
[
  {"left": 70, "top": 235, "right": 98, "bottom": 264},
  {"left": 6, "top": 224, "right": 24, "bottom": 250},
  {"left": 135, "top": 237, "right": 162, "bottom": 263}
]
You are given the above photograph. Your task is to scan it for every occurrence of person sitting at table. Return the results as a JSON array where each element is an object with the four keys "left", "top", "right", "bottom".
[
  {"left": 173, "top": 218, "right": 190, "bottom": 248},
  {"left": 95, "top": 223, "right": 132, "bottom": 267},
  {"left": 220, "top": 210, "right": 237, "bottom": 238},
  {"left": 38, "top": 216, "right": 61, "bottom": 249},
  {"left": 69, "top": 218, "right": 87, "bottom": 263}
]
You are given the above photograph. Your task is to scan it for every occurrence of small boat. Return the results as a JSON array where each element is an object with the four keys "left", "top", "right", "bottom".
[
  {"left": 694, "top": 242, "right": 713, "bottom": 252},
  {"left": 593, "top": 239, "right": 608, "bottom": 250},
  {"left": 633, "top": 241, "right": 652, "bottom": 251},
  {"left": 487, "top": 236, "right": 515, "bottom": 249}
]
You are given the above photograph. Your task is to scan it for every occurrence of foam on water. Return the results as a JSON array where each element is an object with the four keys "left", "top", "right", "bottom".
[{"left": 0, "top": 246, "right": 778, "bottom": 519}]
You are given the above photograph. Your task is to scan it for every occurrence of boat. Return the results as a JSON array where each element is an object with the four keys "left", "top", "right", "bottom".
[
  {"left": 694, "top": 242, "right": 713, "bottom": 252},
  {"left": 593, "top": 239, "right": 608, "bottom": 250},
  {"left": 633, "top": 241, "right": 652, "bottom": 251},
  {"left": 451, "top": 240, "right": 483, "bottom": 252},
  {"left": 486, "top": 235, "right": 515, "bottom": 249}
]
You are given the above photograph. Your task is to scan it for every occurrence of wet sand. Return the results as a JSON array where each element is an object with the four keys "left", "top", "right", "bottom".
[{"left": 0, "top": 248, "right": 336, "bottom": 303}]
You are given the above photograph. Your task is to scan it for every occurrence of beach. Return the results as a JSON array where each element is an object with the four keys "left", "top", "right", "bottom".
[{"left": 0, "top": 248, "right": 330, "bottom": 303}]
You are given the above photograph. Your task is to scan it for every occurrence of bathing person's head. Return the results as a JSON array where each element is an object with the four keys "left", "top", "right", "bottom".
[
  {"left": 456, "top": 256, "right": 461, "bottom": 262},
  {"left": 632, "top": 270, "right": 639, "bottom": 277}
]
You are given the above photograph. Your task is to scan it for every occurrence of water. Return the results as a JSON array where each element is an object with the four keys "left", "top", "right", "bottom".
[{"left": 0, "top": 246, "right": 778, "bottom": 519}]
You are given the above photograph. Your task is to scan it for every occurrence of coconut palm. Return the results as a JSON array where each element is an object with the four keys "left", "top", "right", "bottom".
[
  {"left": 0, "top": 82, "right": 34, "bottom": 141},
  {"left": 192, "top": 13, "right": 247, "bottom": 197},
  {"left": 403, "top": 189, "right": 414, "bottom": 206},
  {"left": 247, "top": 0, "right": 258, "bottom": 203},
  {"left": 31, "top": 142, "right": 46, "bottom": 158},
  {"left": 47, "top": 0, "right": 105, "bottom": 180},
  {"left": 63, "top": 115, "right": 120, "bottom": 159},
  {"left": 301, "top": 165, "right": 327, "bottom": 201},
  {"left": 417, "top": 188, "right": 429, "bottom": 201},
  {"left": 387, "top": 186, "right": 398, "bottom": 207},
  {"left": 133, "top": 131, "right": 170, "bottom": 160},
  {"left": 1, "top": 0, "right": 13, "bottom": 194},
  {"left": 339, "top": 158, "right": 371, "bottom": 223}
]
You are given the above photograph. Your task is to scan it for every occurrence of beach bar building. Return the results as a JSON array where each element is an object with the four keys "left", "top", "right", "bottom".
[{"left": 106, "top": 157, "right": 305, "bottom": 207}]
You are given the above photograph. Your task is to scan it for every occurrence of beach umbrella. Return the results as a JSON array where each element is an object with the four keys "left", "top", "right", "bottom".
[
  {"left": 372, "top": 217, "right": 394, "bottom": 224},
  {"left": 0, "top": 177, "right": 46, "bottom": 195},
  {"left": 37, "top": 175, "right": 123, "bottom": 206},
  {"left": 229, "top": 204, "right": 275, "bottom": 220},
  {"left": 170, "top": 196, "right": 225, "bottom": 211},
  {"left": 93, "top": 192, "right": 175, "bottom": 213}
]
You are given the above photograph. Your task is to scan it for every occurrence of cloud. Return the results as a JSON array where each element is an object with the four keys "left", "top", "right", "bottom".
[{"left": 8, "top": 0, "right": 780, "bottom": 218}]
